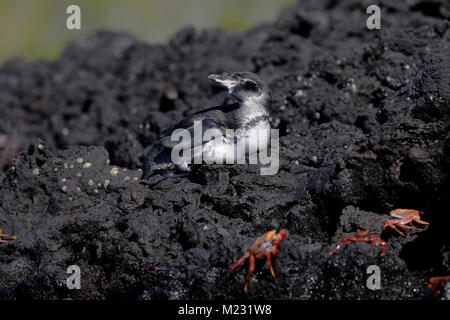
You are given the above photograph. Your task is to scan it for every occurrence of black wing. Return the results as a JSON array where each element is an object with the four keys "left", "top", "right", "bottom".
[
  {"left": 158, "top": 102, "right": 240, "bottom": 149},
  {"left": 159, "top": 114, "right": 227, "bottom": 149}
]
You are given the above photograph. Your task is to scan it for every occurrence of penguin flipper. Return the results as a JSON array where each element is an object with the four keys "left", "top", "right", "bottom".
[{"left": 159, "top": 117, "right": 226, "bottom": 149}]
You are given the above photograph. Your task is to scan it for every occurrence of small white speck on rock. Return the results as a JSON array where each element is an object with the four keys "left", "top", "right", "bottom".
[
  {"left": 295, "top": 89, "right": 304, "bottom": 97},
  {"left": 83, "top": 162, "right": 92, "bottom": 168},
  {"left": 110, "top": 167, "right": 119, "bottom": 176},
  {"left": 165, "top": 88, "right": 178, "bottom": 100}
]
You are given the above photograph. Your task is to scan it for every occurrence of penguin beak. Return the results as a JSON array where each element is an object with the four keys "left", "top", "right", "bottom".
[{"left": 208, "top": 74, "right": 239, "bottom": 89}]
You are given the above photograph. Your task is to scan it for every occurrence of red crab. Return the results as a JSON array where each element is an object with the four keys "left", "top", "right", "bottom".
[
  {"left": 226, "top": 229, "right": 287, "bottom": 293},
  {"left": 427, "top": 275, "right": 450, "bottom": 295},
  {"left": 329, "top": 229, "right": 386, "bottom": 257},
  {"left": 0, "top": 229, "right": 18, "bottom": 243},
  {"left": 383, "top": 209, "right": 429, "bottom": 237}
]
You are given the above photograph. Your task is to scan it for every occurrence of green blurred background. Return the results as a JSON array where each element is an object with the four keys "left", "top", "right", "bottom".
[{"left": 0, "top": 0, "right": 296, "bottom": 64}]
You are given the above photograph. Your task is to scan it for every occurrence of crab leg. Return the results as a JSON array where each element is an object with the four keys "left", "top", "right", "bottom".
[
  {"left": 243, "top": 255, "right": 255, "bottom": 294},
  {"left": 398, "top": 224, "right": 424, "bottom": 232},
  {"left": 226, "top": 252, "right": 250, "bottom": 278},
  {"left": 0, "top": 234, "right": 18, "bottom": 239},
  {"left": 329, "top": 244, "right": 342, "bottom": 255},
  {"left": 383, "top": 223, "right": 406, "bottom": 236},
  {"left": 328, "top": 238, "right": 356, "bottom": 255},
  {"left": 378, "top": 245, "right": 386, "bottom": 257},
  {"left": 413, "top": 217, "right": 429, "bottom": 225},
  {"left": 263, "top": 251, "right": 275, "bottom": 278},
  {"left": 0, "top": 229, "right": 18, "bottom": 243},
  {"left": 373, "top": 238, "right": 386, "bottom": 256}
]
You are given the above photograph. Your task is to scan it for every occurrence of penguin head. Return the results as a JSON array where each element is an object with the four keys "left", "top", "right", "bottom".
[{"left": 208, "top": 72, "right": 269, "bottom": 103}]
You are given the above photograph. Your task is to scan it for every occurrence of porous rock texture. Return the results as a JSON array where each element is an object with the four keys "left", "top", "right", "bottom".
[{"left": 0, "top": 0, "right": 449, "bottom": 299}]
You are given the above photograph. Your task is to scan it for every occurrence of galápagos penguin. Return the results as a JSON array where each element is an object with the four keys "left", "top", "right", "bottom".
[{"left": 142, "top": 72, "right": 272, "bottom": 184}]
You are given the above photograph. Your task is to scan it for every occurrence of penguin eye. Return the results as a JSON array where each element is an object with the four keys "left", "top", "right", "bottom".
[{"left": 243, "top": 80, "right": 259, "bottom": 91}]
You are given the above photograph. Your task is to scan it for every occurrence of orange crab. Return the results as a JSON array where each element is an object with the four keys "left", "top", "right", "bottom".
[
  {"left": 427, "top": 275, "right": 450, "bottom": 295},
  {"left": 328, "top": 229, "right": 386, "bottom": 257},
  {"left": 382, "top": 209, "right": 429, "bottom": 237},
  {"left": 226, "top": 229, "right": 287, "bottom": 293},
  {"left": 0, "top": 229, "right": 18, "bottom": 243}
]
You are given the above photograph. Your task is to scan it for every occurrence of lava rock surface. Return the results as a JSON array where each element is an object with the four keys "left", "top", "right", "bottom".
[{"left": 0, "top": 0, "right": 449, "bottom": 299}]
